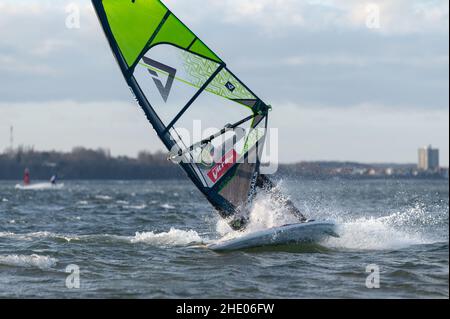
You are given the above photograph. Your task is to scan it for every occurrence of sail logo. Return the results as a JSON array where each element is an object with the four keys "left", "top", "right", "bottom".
[
  {"left": 207, "top": 149, "right": 238, "bottom": 183},
  {"left": 142, "top": 56, "right": 177, "bottom": 102},
  {"left": 225, "top": 81, "right": 236, "bottom": 92}
]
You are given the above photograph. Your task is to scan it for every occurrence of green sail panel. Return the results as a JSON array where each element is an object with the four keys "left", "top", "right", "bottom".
[
  {"left": 103, "top": 0, "right": 168, "bottom": 67},
  {"left": 151, "top": 14, "right": 195, "bottom": 49},
  {"left": 102, "top": 0, "right": 222, "bottom": 67},
  {"left": 189, "top": 39, "right": 221, "bottom": 63},
  {"left": 148, "top": 13, "right": 221, "bottom": 63}
]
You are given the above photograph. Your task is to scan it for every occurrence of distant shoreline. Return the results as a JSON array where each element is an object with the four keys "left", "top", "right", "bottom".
[{"left": 1, "top": 147, "right": 448, "bottom": 181}]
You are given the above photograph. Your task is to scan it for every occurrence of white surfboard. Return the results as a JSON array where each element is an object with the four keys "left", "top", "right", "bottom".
[
  {"left": 15, "top": 183, "right": 64, "bottom": 190},
  {"left": 208, "top": 221, "right": 338, "bottom": 252}
]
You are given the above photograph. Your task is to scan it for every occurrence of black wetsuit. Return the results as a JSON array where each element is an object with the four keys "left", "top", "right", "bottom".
[{"left": 229, "top": 174, "right": 307, "bottom": 230}]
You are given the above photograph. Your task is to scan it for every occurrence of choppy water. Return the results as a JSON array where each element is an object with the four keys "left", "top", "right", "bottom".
[{"left": 0, "top": 179, "right": 448, "bottom": 298}]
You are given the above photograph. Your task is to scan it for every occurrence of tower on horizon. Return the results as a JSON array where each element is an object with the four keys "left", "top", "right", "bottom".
[
  {"left": 9, "top": 126, "right": 14, "bottom": 150},
  {"left": 418, "top": 145, "right": 440, "bottom": 172}
]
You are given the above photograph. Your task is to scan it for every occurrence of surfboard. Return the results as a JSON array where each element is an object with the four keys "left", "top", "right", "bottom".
[
  {"left": 208, "top": 221, "right": 338, "bottom": 252},
  {"left": 15, "top": 183, "right": 64, "bottom": 190}
]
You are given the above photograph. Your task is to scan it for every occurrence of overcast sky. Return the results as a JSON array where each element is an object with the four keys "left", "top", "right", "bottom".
[{"left": 0, "top": 0, "right": 448, "bottom": 165}]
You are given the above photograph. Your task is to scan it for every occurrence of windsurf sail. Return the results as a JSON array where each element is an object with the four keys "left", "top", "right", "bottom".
[
  {"left": 92, "top": 0, "right": 270, "bottom": 224},
  {"left": 24, "top": 168, "right": 30, "bottom": 186}
]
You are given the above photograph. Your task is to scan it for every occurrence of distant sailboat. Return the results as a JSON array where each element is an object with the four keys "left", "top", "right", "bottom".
[{"left": 15, "top": 169, "right": 63, "bottom": 190}]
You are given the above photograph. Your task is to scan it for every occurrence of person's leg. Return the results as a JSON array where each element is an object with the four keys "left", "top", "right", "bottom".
[
  {"left": 229, "top": 215, "right": 249, "bottom": 231},
  {"left": 227, "top": 174, "right": 308, "bottom": 231},
  {"left": 256, "top": 174, "right": 308, "bottom": 222}
]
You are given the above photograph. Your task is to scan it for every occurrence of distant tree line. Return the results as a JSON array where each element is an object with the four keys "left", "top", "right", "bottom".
[{"left": 0, "top": 147, "right": 185, "bottom": 180}]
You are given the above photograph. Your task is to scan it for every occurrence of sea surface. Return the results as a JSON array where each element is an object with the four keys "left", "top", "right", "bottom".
[{"left": 0, "top": 179, "right": 448, "bottom": 298}]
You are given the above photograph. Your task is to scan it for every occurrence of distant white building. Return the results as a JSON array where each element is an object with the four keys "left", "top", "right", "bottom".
[{"left": 418, "top": 145, "right": 440, "bottom": 171}]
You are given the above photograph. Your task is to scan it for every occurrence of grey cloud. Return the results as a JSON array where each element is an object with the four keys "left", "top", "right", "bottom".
[{"left": 0, "top": 1, "right": 447, "bottom": 110}]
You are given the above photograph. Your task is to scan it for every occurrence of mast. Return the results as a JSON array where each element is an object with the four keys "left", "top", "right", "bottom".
[{"left": 9, "top": 126, "right": 14, "bottom": 151}]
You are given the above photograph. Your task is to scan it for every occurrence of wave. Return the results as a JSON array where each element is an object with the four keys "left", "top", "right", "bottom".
[
  {"left": 0, "top": 254, "right": 57, "bottom": 270},
  {"left": 214, "top": 182, "right": 446, "bottom": 251},
  {"left": 160, "top": 203, "right": 176, "bottom": 210},
  {"left": 323, "top": 216, "right": 435, "bottom": 251},
  {"left": 0, "top": 228, "right": 205, "bottom": 248},
  {"left": 320, "top": 197, "right": 448, "bottom": 251},
  {"left": 2, "top": 183, "right": 444, "bottom": 251},
  {"left": 94, "top": 195, "right": 112, "bottom": 201},
  {"left": 125, "top": 204, "right": 147, "bottom": 210},
  {"left": 131, "top": 228, "right": 204, "bottom": 246},
  {"left": 0, "top": 231, "right": 79, "bottom": 242}
]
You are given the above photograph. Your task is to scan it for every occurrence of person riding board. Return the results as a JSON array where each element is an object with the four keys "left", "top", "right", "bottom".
[
  {"left": 50, "top": 174, "right": 58, "bottom": 185},
  {"left": 197, "top": 130, "right": 308, "bottom": 231},
  {"left": 229, "top": 174, "right": 308, "bottom": 231}
]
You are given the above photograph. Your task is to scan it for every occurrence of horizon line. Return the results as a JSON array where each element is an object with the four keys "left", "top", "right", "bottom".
[{"left": 2, "top": 146, "right": 449, "bottom": 168}]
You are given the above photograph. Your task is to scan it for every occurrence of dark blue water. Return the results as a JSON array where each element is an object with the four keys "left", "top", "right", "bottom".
[{"left": 0, "top": 179, "right": 448, "bottom": 298}]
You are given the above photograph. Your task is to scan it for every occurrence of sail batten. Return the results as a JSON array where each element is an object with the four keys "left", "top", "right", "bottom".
[{"left": 92, "top": 0, "right": 269, "bottom": 221}]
